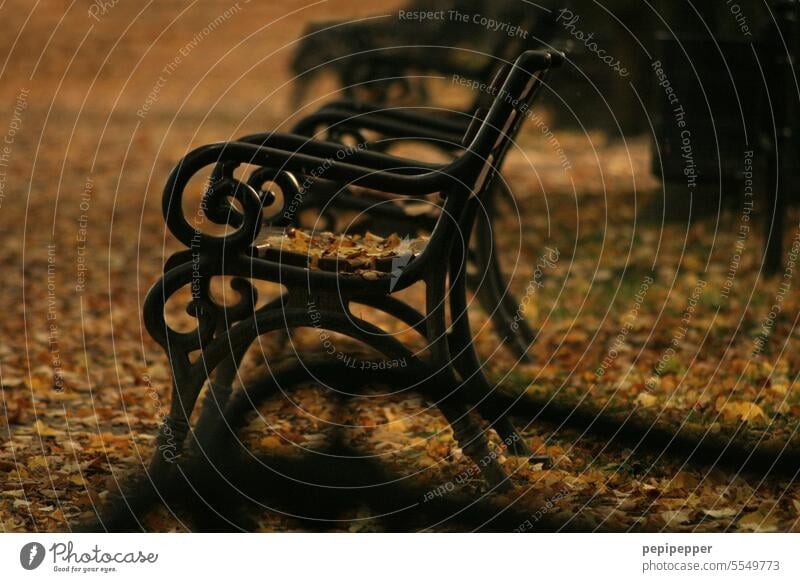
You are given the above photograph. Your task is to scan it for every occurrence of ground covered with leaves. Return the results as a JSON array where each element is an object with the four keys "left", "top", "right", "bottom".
[{"left": 2, "top": 0, "right": 800, "bottom": 532}]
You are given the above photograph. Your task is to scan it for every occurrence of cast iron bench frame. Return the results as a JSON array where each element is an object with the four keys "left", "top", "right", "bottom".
[
  {"left": 231, "top": 60, "right": 549, "bottom": 362},
  {"left": 289, "top": 68, "right": 545, "bottom": 361},
  {"left": 143, "top": 50, "right": 563, "bottom": 494}
]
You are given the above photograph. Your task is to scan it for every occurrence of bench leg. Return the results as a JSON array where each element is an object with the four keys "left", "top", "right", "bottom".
[
  {"left": 439, "top": 401, "right": 509, "bottom": 492},
  {"left": 192, "top": 352, "right": 241, "bottom": 457},
  {"left": 424, "top": 258, "right": 512, "bottom": 490},
  {"left": 474, "top": 250, "right": 537, "bottom": 362},
  {"left": 150, "top": 363, "right": 206, "bottom": 472},
  {"left": 473, "top": 200, "right": 536, "bottom": 363},
  {"left": 450, "top": 200, "right": 548, "bottom": 465},
  {"left": 193, "top": 288, "right": 295, "bottom": 443}
]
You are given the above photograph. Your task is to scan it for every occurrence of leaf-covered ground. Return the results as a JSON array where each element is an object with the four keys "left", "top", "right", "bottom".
[{"left": 2, "top": 0, "right": 800, "bottom": 532}]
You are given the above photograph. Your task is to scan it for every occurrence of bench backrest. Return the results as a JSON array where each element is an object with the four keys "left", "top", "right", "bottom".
[{"left": 461, "top": 49, "right": 561, "bottom": 197}]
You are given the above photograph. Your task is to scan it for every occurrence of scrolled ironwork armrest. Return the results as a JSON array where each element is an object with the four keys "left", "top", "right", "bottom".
[{"left": 162, "top": 146, "right": 264, "bottom": 256}]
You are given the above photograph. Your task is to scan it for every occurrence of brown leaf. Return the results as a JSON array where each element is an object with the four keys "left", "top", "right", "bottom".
[
  {"left": 719, "top": 401, "right": 766, "bottom": 423},
  {"left": 738, "top": 511, "right": 778, "bottom": 532}
]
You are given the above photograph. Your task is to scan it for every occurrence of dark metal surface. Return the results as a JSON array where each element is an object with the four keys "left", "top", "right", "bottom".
[
  {"left": 142, "top": 50, "right": 563, "bottom": 498},
  {"left": 284, "top": 60, "right": 552, "bottom": 362}
]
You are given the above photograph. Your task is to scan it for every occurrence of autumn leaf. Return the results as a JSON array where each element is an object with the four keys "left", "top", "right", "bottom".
[
  {"left": 702, "top": 508, "right": 738, "bottom": 519},
  {"left": 737, "top": 511, "right": 778, "bottom": 532},
  {"left": 719, "top": 401, "right": 766, "bottom": 423},
  {"left": 635, "top": 392, "right": 658, "bottom": 408},
  {"left": 259, "top": 436, "right": 285, "bottom": 450},
  {"left": 661, "top": 510, "right": 692, "bottom": 525},
  {"left": 34, "top": 420, "right": 61, "bottom": 437}
]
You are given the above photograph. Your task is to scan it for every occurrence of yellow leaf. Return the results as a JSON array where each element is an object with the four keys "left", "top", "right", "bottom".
[
  {"left": 635, "top": 392, "right": 658, "bottom": 408},
  {"left": 771, "top": 381, "right": 789, "bottom": 396},
  {"left": 29, "top": 456, "right": 48, "bottom": 470},
  {"left": 34, "top": 420, "right": 61, "bottom": 437},
  {"left": 738, "top": 511, "right": 778, "bottom": 532},
  {"left": 702, "top": 508, "right": 737, "bottom": 519},
  {"left": 720, "top": 401, "right": 766, "bottom": 423},
  {"left": 67, "top": 474, "right": 86, "bottom": 486},
  {"left": 661, "top": 510, "right": 691, "bottom": 525},
  {"left": 669, "top": 471, "right": 699, "bottom": 491},
  {"left": 259, "top": 436, "right": 284, "bottom": 450}
]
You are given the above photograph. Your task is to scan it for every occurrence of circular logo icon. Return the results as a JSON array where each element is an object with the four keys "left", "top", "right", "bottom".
[{"left": 20, "top": 542, "right": 46, "bottom": 570}]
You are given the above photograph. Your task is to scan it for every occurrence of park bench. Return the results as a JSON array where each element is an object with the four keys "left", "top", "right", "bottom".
[
  {"left": 294, "top": 58, "right": 557, "bottom": 354},
  {"left": 143, "top": 49, "right": 563, "bottom": 493},
  {"left": 280, "top": 5, "right": 574, "bottom": 358},
  {"left": 231, "top": 58, "right": 554, "bottom": 362}
]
